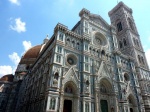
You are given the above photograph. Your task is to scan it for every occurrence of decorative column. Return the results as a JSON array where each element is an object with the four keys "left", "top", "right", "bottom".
[{"left": 95, "top": 87, "right": 100, "bottom": 112}]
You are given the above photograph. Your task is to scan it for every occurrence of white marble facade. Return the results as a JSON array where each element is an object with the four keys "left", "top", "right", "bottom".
[{"left": 15, "top": 2, "right": 150, "bottom": 112}]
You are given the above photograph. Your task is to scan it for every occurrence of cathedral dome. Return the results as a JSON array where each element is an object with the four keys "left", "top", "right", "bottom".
[
  {"left": 20, "top": 44, "right": 45, "bottom": 64},
  {"left": 23, "top": 45, "right": 43, "bottom": 59},
  {"left": 0, "top": 74, "right": 14, "bottom": 82}
]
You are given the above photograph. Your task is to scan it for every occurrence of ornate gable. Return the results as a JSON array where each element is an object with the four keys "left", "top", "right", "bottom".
[
  {"left": 97, "top": 61, "right": 111, "bottom": 81},
  {"left": 62, "top": 66, "right": 79, "bottom": 86},
  {"left": 89, "top": 14, "right": 110, "bottom": 29}
]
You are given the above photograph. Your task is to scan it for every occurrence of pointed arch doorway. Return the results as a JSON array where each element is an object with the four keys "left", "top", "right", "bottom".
[
  {"left": 99, "top": 78, "right": 115, "bottom": 112},
  {"left": 100, "top": 100, "right": 108, "bottom": 112},
  {"left": 63, "top": 100, "right": 72, "bottom": 112},
  {"left": 62, "top": 81, "right": 79, "bottom": 112}
]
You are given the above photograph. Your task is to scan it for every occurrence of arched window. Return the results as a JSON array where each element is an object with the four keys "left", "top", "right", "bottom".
[
  {"left": 77, "top": 42, "right": 80, "bottom": 49},
  {"left": 119, "top": 41, "right": 123, "bottom": 48},
  {"left": 59, "top": 33, "right": 63, "bottom": 41},
  {"left": 54, "top": 72, "right": 59, "bottom": 80},
  {"left": 67, "top": 38, "right": 70, "bottom": 42},
  {"left": 101, "top": 50, "right": 105, "bottom": 55},
  {"left": 124, "top": 73, "right": 129, "bottom": 82},
  {"left": 86, "top": 80, "right": 89, "bottom": 86},
  {"left": 117, "top": 22, "right": 123, "bottom": 32}
]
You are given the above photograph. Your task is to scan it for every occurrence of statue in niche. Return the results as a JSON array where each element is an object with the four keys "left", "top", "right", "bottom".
[
  {"left": 53, "top": 72, "right": 59, "bottom": 87},
  {"left": 85, "top": 80, "right": 90, "bottom": 93},
  {"left": 66, "top": 38, "right": 70, "bottom": 46},
  {"left": 65, "top": 85, "right": 73, "bottom": 93}
]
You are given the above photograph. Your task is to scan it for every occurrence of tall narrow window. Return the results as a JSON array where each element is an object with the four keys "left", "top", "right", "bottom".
[
  {"left": 85, "top": 56, "right": 88, "bottom": 62},
  {"left": 117, "top": 22, "right": 123, "bottom": 32},
  {"left": 85, "top": 64, "right": 89, "bottom": 71},
  {"left": 57, "top": 46, "right": 62, "bottom": 53},
  {"left": 77, "top": 42, "right": 80, "bottom": 50},
  {"left": 59, "top": 33, "right": 63, "bottom": 41},
  {"left": 56, "top": 55, "right": 61, "bottom": 63},
  {"left": 49, "top": 98, "right": 56, "bottom": 110},
  {"left": 85, "top": 102, "right": 89, "bottom": 112},
  {"left": 85, "top": 43, "right": 88, "bottom": 51}
]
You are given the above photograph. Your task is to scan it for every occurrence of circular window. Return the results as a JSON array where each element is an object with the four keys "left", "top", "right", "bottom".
[
  {"left": 66, "top": 54, "right": 77, "bottom": 66},
  {"left": 67, "top": 57, "right": 74, "bottom": 65},
  {"left": 94, "top": 32, "right": 107, "bottom": 46}
]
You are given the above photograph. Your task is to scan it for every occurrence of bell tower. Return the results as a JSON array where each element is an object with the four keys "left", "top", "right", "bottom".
[
  {"left": 109, "top": 2, "right": 149, "bottom": 69},
  {"left": 109, "top": 2, "right": 150, "bottom": 111}
]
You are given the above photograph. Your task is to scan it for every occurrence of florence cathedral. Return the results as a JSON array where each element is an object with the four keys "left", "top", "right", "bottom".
[{"left": 0, "top": 1, "right": 150, "bottom": 112}]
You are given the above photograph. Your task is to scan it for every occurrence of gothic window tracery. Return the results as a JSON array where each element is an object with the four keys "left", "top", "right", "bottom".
[
  {"left": 117, "top": 22, "right": 123, "bottom": 32},
  {"left": 56, "top": 55, "right": 61, "bottom": 63}
]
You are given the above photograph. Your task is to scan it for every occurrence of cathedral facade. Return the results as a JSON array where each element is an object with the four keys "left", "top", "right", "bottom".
[{"left": 14, "top": 2, "right": 150, "bottom": 112}]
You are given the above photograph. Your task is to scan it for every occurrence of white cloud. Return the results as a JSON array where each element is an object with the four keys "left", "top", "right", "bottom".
[
  {"left": 9, "top": 0, "right": 20, "bottom": 5},
  {"left": 9, "top": 52, "right": 20, "bottom": 65},
  {"left": 0, "top": 66, "right": 13, "bottom": 78},
  {"left": 23, "top": 41, "right": 32, "bottom": 51},
  {"left": 145, "top": 49, "right": 150, "bottom": 68},
  {"left": 10, "top": 18, "right": 26, "bottom": 33}
]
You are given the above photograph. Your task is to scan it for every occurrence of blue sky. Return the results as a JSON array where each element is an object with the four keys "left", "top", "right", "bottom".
[{"left": 0, "top": 0, "right": 150, "bottom": 77}]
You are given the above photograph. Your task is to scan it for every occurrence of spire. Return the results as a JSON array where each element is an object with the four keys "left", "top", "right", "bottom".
[{"left": 43, "top": 34, "right": 49, "bottom": 44}]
